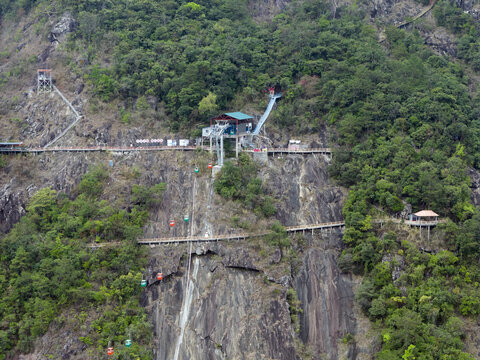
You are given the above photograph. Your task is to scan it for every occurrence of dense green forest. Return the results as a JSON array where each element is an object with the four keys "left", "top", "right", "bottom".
[
  {"left": 0, "top": 166, "right": 165, "bottom": 359},
  {"left": 1, "top": 0, "right": 480, "bottom": 358}
]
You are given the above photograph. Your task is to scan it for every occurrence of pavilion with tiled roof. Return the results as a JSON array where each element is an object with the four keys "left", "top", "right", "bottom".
[{"left": 408, "top": 209, "right": 440, "bottom": 241}]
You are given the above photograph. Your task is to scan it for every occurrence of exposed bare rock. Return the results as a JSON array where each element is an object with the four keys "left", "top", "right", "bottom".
[
  {"left": 464, "top": 318, "right": 480, "bottom": 359},
  {"left": 141, "top": 226, "right": 359, "bottom": 360},
  {"left": 0, "top": 177, "right": 26, "bottom": 233},
  {"left": 74, "top": 83, "right": 84, "bottom": 95},
  {"left": 382, "top": 253, "right": 405, "bottom": 283},
  {"left": 221, "top": 247, "right": 260, "bottom": 271},
  {"left": 142, "top": 251, "right": 298, "bottom": 360},
  {"left": 247, "top": 0, "right": 291, "bottom": 22},
  {"left": 470, "top": 5, "right": 480, "bottom": 21},
  {"left": 296, "top": 245, "right": 357, "bottom": 360},
  {"left": 364, "top": 0, "right": 424, "bottom": 23},
  {"left": 454, "top": 0, "right": 480, "bottom": 19},
  {"left": 422, "top": 26, "right": 457, "bottom": 57},
  {"left": 36, "top": 13, "right": 78, "bottom": 63},
  {"left": 49, "top": 13, "right": 78, "bottom": 46},
  {"left": 469, "top": 168, "right": 480, "bottom": 206},
  {"left": 264, "top": 155, "right": 345, "bottom": 226},
  {"left": 271, "top": 248, "right": 282, "bottom": 263}
]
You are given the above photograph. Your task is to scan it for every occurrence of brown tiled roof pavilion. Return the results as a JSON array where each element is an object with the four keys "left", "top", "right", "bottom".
[{"left": 414, "top": 210, "right": 439, "bottom": 217}]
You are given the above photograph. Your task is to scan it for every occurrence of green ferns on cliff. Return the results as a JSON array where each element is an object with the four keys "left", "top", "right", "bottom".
[{"left": 0, "top": 166, "right": 163, "bottom": 359}]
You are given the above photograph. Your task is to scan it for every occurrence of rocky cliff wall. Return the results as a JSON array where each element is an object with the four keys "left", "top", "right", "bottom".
[
  {"left": 144, "top": 247, "right": 298, "bottom": 360},
  {"left": 143, "top": 229, "right": 358, "bottom": 360},
  {"left": 296, "top": 247, "right": 357, "bottom": 359},
  {"left": 139, "top": 154, "right": 363, "bottom": 360}
]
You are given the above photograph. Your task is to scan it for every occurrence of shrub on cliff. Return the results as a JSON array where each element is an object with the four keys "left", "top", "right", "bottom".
[{"left": 215, "top": 153, "right": 277, "bottom": 217}]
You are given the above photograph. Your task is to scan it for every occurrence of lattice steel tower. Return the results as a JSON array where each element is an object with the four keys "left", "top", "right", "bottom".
[{"left": 37, "top": 69, "right": 52, "bottom": 92}]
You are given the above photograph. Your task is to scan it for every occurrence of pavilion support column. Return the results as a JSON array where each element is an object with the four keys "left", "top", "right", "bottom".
[
  {"left": 220, "top": 135, "right": 224, "bottom": 166},
  {"left": 236, "top": 135, "right": 239, "bottom": 158}
]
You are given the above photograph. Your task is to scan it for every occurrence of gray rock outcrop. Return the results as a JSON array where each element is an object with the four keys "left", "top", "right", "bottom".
[
  {"left": 296, "top": 246, "right": 357, "bottom": 359},
  {"left": 49, "top": 13, "right": 78, "bottom": 46},
  {"left": 247, "top": 0, "right": 291, "bottom": 22}
]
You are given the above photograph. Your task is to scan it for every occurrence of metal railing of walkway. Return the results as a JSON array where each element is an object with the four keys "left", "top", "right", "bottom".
[
  {"left": 0, "top": 146, "right": 332, "bottom": 154},
  {"left": 378, "top": 0, "right": 437, "bottom": 42},
  {"left": 0, "top": 145, "right": 198, "bottom": 153},
  {"left": 373, "top": 218, "right": 443, "bottom": 227},
  {"left": 86, "top": 222, "right": 345, "bottom": 248},
  {"left": 137, "top": 221, "right": 345, "bottom": 245},
  {"left": 245, "top": 148, "right": 332, "bottom": 154}
]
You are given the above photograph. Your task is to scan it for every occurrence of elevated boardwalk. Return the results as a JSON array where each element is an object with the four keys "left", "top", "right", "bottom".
[
  {"left": 245, "top": 148, "right": 332, "bottom": 155},
  {"left": 379, "top": 0, "right": 437, "bottom": 42},
  {"left": 137, "top": 221, "right": 345, "bottom": 245},
  {"left": 397, "top": 1, "right": 436, "bottom": 29},
  {"left": 0, "top": 146, "right": 332, "bottom": 155},
  {"left": 374, "top": 218, "right": 443, "bottom": 227},
  {"left": 0, "top": 145, "right": 198, "bottom": 153}
]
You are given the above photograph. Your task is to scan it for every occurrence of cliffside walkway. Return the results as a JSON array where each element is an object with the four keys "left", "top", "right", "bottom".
[
  {"left": 137, "top": 221, "right": 345, "bottom": 246},
  {"left": 396, "top": 0, "right": 437, "bottom": 29},
  {"left": 379, "top": 0, "right": 437, "bottom": 42},
  {"left": 244, "top": 148, "right": 332, "bottom": 155},
  {"left": 0, "top": 146, "right": 332, "bottom": 155},
  {"left": 373, "top": 218, "right": 444, "bottom": 227},
  {"left": 44, "top": 85, "right": 83, "bottom": 148}
]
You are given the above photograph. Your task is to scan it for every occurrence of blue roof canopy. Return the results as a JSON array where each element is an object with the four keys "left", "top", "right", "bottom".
[{"left": 224, "top": 112, "right": 253, "bottom": 120}]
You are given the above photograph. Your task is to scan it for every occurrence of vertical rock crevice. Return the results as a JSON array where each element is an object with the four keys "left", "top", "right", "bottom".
[{"left": 296, "top": 242, "right": 357, "bottom": 360}]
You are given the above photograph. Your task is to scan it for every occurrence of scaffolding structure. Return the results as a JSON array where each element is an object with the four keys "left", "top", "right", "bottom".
[
  {"left": 209, "top": 121, "right": 229, "bottom": 167},
  {"left": 37, "top": 69, "right": 52, "bottom": 93}
]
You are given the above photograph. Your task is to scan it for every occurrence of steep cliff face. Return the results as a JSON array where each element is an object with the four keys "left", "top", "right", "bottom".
[
  {"left": 469, "top": 168, "right": 480, "bottom": 207},
  {"left": 0, "top": 152, "right": 91, "bottom": 233},
  {"left": 264, "top": 155, "right": 344, "bottom": 226},
  {"left": 296, "top": 246, "right": 357, "bottom": 359},
  {"left": 7, "top": 1, "right": 474, "bottom": 359},
  {"left": 138, "top": 154, "right": 366, "bottom": 360},
  {"left": 143, "top": 230, "right": 358, "bottom": 360},
  {"left": 144, "top": 248, "right": 298, "bottom": 360}
]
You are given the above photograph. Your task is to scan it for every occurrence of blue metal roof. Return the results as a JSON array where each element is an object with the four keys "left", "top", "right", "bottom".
[{"left": 224, "top": 112, "right": 253, "bottom": 120}]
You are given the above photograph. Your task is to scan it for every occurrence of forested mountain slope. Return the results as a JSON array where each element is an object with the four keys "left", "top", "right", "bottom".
[{"left": 1, "top": 0, "right": 480, "bottom": 359}]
